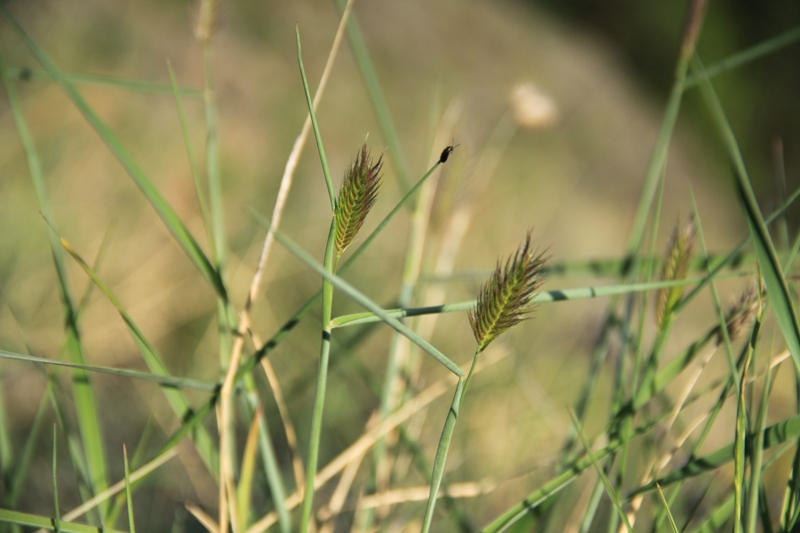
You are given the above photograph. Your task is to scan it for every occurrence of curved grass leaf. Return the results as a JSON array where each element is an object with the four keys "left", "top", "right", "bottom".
[{"left": 0, "top": 7, "right": 226, "bottom": 300}]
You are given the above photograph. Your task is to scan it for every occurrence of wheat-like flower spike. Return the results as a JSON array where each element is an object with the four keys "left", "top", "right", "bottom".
[
  {"left": 335, "top": 143, "right": 383, "bottom": 257},
  {"left": 469, "top": 232, "right": 548, "bottom": 352},
  {"left": 720, "top": 285, "right": 759, "bottom": 343},
  {"left": 656, "top": 215, "right": 696, "bottom": 326}
]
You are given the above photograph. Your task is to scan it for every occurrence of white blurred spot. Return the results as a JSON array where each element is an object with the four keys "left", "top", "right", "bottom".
[{"left": 510, "top": 82, "right": 559, "bottom": 129}]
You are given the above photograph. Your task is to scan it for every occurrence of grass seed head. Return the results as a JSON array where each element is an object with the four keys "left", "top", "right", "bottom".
[
  {"left": 334, "top": 143, "right": 383, "bottom": 258},
  {"left": 469, "top": 232, "right": 548, "bottom": 352},
  {"left": 656, "top": 215, "right": 696, "bottom": 327}
]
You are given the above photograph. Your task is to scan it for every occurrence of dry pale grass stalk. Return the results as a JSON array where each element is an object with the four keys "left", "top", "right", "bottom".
[
  {"left": 187, "top": 502, "right": 220, "bottom": 533},
  {"left": 33, "top": 448, "right": 178, "bottom": 530},
  {"left": 216, "top": 0, "right": 355, "bottom": 528},
  {"left": 316, "top": 444, "right": 366, "bottom": 528},
  {"left": 243, "top": 349, "right": 507, "bottom": 533}
]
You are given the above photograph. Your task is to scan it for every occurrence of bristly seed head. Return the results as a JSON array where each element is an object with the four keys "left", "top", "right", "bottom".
[
  {"left": 656, "top": 215, "right": 696, "bottom": 327},
  {"left": 469, "top": 232, "right": 549, "bottom": 353},
  {"left": 334, "top": 143, "right": 383, "bottom": 257}
]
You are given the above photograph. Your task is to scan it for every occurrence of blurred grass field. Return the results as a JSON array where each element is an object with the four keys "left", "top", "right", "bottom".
[{"left": 1, "top": 0, "right": 800, "bottom": 532}]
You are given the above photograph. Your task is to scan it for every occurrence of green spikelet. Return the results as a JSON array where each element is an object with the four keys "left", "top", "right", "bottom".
[
  {"left": 656, "top": 215, "right": 696, "bottom": 326},
  {"left": 334, "top": 143, "right": 383, "bottom": 258},
  {"left": 469, "top": 232, "right": 548, "bottom": 352}
]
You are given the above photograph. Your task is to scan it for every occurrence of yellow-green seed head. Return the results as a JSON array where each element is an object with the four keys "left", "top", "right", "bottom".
[
  {"left": 469, "top": 232, "right": 548, "bottom": 352},
  {"left": 334, "top": 143, "right": 383, "bottom": 257}
]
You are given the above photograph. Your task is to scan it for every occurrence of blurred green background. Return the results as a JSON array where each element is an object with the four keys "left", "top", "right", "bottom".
[{"left": 1, "top": 0, "right": 799, "bottom": 531}]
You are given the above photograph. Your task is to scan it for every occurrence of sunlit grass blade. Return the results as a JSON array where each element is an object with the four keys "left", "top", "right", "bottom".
[
  {"left": 1, "top": 49, "right": 109, "bottom": 518},
  {"left": 237, "top": 410, "right": 261, "bottom": 530},
  {"left": 733, "top": 348, "right": 750, "bottom": 533},
  {"left": 270, "top": 227, "right": 463, "bottom": 377},
  {"left": 694, "top": 57, "right": 800, "bottom": 374},
  {"left": 0, "top": 7, "right": 226, "bottom": 299},
  {"left": 655, "top": 484, "right": 679, "bottom": 533}
]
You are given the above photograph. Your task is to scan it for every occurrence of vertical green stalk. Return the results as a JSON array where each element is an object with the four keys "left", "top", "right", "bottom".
[{"left": 299, "top": 220, "right": 338, "bottom": 533}]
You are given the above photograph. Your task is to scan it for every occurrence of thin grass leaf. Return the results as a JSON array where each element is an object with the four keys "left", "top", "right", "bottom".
[
  {"left": 694, "top": 57, "right": 800, "bottom": 376},
  {"left": 420, "top": 378, "right": 466, "bottom": 533},
  {"left": 123, "top": 445, "right": 135, "bottom": 533},
  {"left": 0, "top": 7, "right": 226, "bottom": 299},
  {"left": 655, "top": 484, "right": 679, "bottom": 533},
  {"left": 53, "top": 425, "right": 61, "bottom": 533},
  {"left": 58, "top": 219, "right": 220, "bottom": 472},
  {"left": 570, "top": 410, "right": 636, "bottom": 533},
  {"left": 733, "top": 348, "right": 751, "bottom": 533},
  {"left": 270, "top": 227, "right": 463, "bottom": 377},
  {"left": 167, "top": 61, "right": 211, "bottom": 239},
  {"left": 685, "top": 25, "right": 800, "bottom": 87},
  {"left": 237, "top": 410, "right": 261, "bottom": 530},
  {"left": 746, "top": 352, "right": 773, "bottom": 533},
  {"left": 633, "top": 411, "right": 800, "bottom": 496},
  {"left": 480, "top": 418, "right": 660, "bottom": 533},
  {"left": 0, "top": 350, "right": 216, "bottom": 392},
  {"left": 2, "top": 65, "right": 203, "bottom": 96},
  {"left": 332, "top": 275, "right": 742, "bottom": 329},
  {"left": 300, "top": 221, "right": 337, "bottom": 533},
  {"left": 295, "top": 26, "right": 336, "bottom": 211},
  {"left": 1, "top": 49, "right": 109, "bottom": 517}
]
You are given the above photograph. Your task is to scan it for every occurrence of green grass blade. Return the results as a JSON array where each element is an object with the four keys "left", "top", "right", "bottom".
[
  {"left": 201, "top": 45, "right": 226, "bottom": 269},
  {"left": 331, "top": 276, "right": 743, "bottom": 328},
  {"left": 633, "top": 412, "right": 800, "bottom": 496},
  {"left": 0, "top": 350, "right": 216, "bottom": 392},
  {"left": 123, "top": 446, "right": 135, "bottom": 533},
  {"left": 299, "top": 221, "right": 338, "bottom": 533},
  {"left": 746, "top": 353, "right": 772, "bottom": 533},
  {"left": 479, "top": 419, "right": 659, "bottom": 533},
  {"left": 0, "top": 7, "right": 226, "bottom": 300},
  {"left": 333, "top": 0, "right": 411, "bottom": 194},
  {"left": 3, "top": 65, "right": 203, "bottom": 96},
  {"left": 58, "top": 236, "right": 219, "bottom": 469},
  {"left": 295, "top": 26, "right": 336, "bottom": 212},
  {"left": 270, "top": 227, "right": 463, "bottom": 377},
  {"left": 53, "top": 425, "right": 62, "bottom": 533},
  {"left": 694, "top": 57, "right": 800, "bottom": 374},
  {"left": 1, "top": 50, "right": 109, "bottom": 517},
  {"left": 569, "top": 410, "right": 636, "bottom": 533},
  {"left": 167, "top": 61, "right": 211, "bottom": 238},
  {"left": 685, "top": 25, "right": 800, "bottom": 87},
  {"left": 421, "top": 378, "right": 466, "bottom": 533},
  {"left": 0, "top": 509, "right": 126, "bottom": 533},
  {"left": 733, "top": 349, "right": 750, "bottom": 533},
  {"left": 655, "top": 485, "right": 679, "bottom": 533}
]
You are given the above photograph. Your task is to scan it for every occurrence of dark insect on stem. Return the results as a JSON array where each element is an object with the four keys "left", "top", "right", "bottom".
[{"left": 438, "top": 142, "right": 460, "bottom": 164}]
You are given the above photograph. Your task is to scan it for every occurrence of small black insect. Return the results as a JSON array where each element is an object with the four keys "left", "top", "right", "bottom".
[{"left": 438, "top": 142, "right": 460, "bottom": 164}]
